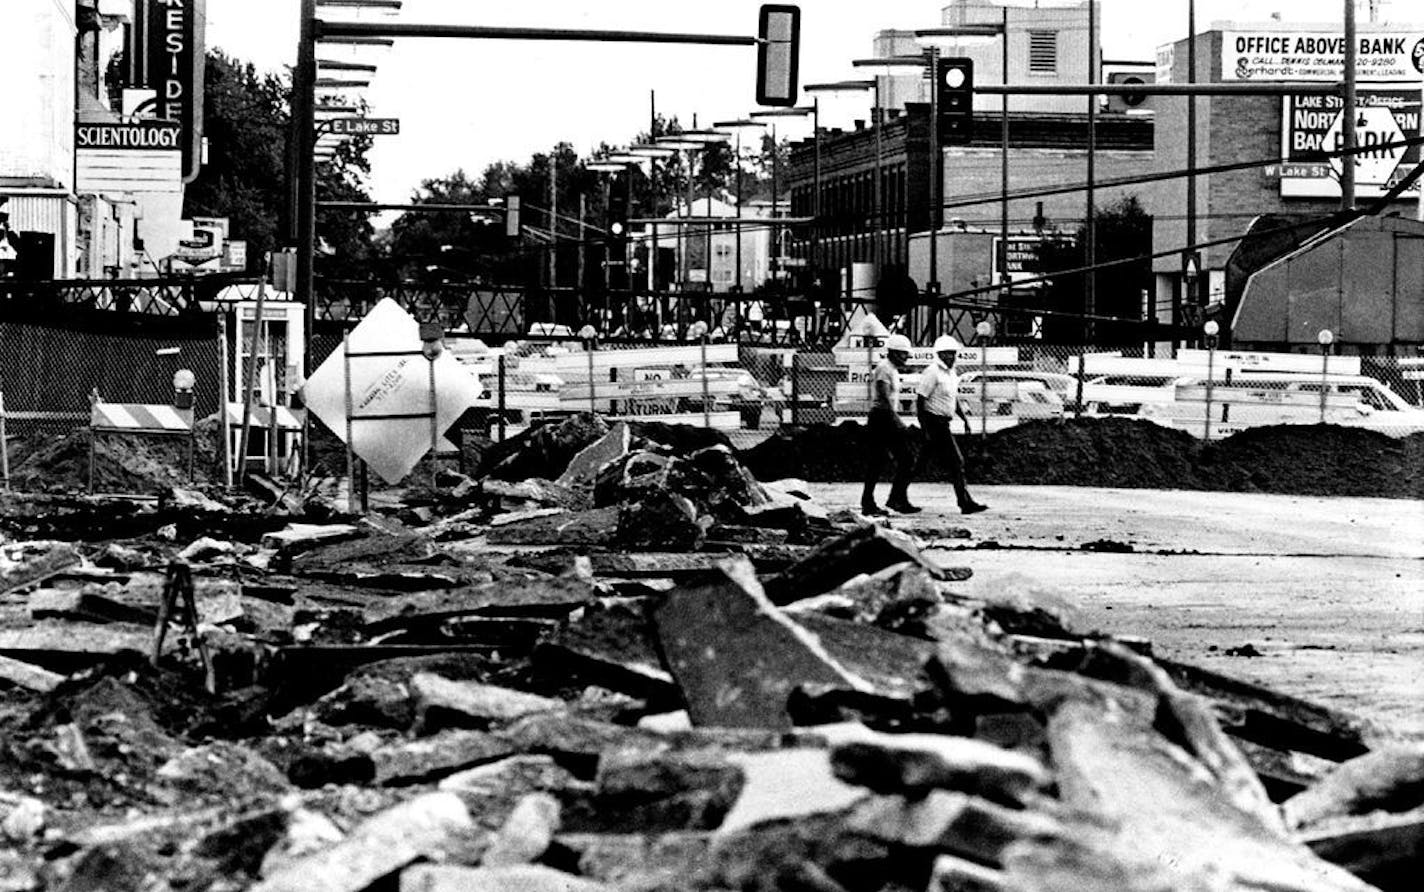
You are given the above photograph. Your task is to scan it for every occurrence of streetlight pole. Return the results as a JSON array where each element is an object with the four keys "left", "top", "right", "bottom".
[
  {"left": 927, "top": 44, "right": 942, "bottom": 295},
  {"left": 753, "top": 106, "right": 821, "bottom": 293},
  {"left": 804, "top": 79, "right": 884, "bottom": 275},
  {"left": 713, "top": 119, "right": 768, "bottom": 294}
]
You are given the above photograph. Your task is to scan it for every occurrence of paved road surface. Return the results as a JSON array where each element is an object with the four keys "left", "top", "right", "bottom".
[{"left": 803, "top": 484, "right": 1424, "bottom": 737}]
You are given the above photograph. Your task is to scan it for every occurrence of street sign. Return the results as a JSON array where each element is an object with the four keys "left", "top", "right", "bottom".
[
  {"left": 302, "top": 299, "right": 485, "bottom": 484},
  {"left": 1281, "top": 89, "right": 1422, "bottom": 199},
  {"left": 329, "top": 117, "right": 401, "bottom": 136}
]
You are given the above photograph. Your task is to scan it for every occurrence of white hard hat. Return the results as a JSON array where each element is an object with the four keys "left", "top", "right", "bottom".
[
  {"left": 885, "top": 334, "right": 913, "bottom": 352},
  {"left": 933, "top": 335, "right": 962, "bottom": 352}
]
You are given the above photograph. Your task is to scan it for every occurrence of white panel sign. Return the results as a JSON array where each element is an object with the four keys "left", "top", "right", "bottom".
[
  {"left": 1222, "top": 30, "right": 1424, "bottom": 82},
  {"left": 1278, "top": 89, "right": 1422, "bottom": 199},
  {"left": 75, "top": 122, "right": 182, "bottom": 193},
  {"left": 302, "top": 299, "right": 485, "bottom": 484}
]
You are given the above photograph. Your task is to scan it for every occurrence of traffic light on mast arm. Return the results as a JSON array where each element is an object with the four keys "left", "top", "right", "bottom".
[
  {"left": 937, "top": 57, "right": 974, "bottom": 145},
  {"left": 756, "top": 5, "right": 801, "bottom": 107},
  {"left": 607, "top": 177, "right": 629, "bottom": 289},
  {"left": 504, "top": 196, "right": 521, "bottom": 238}
]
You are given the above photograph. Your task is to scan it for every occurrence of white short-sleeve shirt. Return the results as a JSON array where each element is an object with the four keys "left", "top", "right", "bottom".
[{"left": 916, "top": 358, "right": 960, "bottom": 417}]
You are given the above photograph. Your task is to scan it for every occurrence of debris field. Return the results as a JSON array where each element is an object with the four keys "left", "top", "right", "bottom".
[{"left": 0, "top": 413, "right": 1420, "bottom": 892}]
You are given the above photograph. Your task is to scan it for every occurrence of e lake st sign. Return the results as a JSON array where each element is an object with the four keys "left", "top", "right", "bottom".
[{"left": 328, "top": 118, "right": 401, "bottom": 136}]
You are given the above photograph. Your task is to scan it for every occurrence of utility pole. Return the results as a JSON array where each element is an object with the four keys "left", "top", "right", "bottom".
[
  {"left": 1085, "top": 0, "right": 1098, "bottom": 342},
  {"left": 548, "top": 154, "right": 558, "bottom": 293},
  {"left": 927, "top": 44, "right": 941, "bottom": 295},
  {"left": 1184, "top": 0, "right": 1197, "bottom": 350},
  {"left": 577, "top": 192, "right": 586, "bottom": 295},
  {"left": 295, "top": 0, "right": 317, "bottom": 381},
  {"left": 1342, "top": 0, "right": 1358, "bottom": 209}
]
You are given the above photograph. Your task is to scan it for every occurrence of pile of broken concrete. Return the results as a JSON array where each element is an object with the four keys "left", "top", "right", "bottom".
[{"left": 0, "top": 414, "right": 1419, "bottom": 892}]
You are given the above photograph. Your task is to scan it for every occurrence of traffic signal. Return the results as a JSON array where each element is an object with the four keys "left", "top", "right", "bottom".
[
  {"left": 936, "top": 57, "right": 974, "bottom": 145},
  {"left": 756, "top": 5, "right": 801, "bottom": 107},
  {"left": 607, "top": 174, "right": 629, "bottom": 290},
  {"left": 504, "top": 196, "right": 521, "bottom": 238}
]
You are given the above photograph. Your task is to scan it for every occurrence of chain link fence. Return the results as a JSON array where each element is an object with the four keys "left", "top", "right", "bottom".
[
  {"left": 451, "top": 335, "right": 1424, "bottom": 451},
  {"left": 0, "top": 315, "right": 225, "bottom": 492},
  {"left": 5, "top": 306, "right": 1422, "bottom": 492}
]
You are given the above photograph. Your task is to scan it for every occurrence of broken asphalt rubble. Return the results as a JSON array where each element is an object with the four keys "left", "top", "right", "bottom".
[{"left": 0, "top": 412, "right": 1417, "bottom": 892}]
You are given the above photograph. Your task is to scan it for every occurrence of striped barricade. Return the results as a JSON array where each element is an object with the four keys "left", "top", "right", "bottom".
[
  {"left": 224, "top": 403, "right": 306, "bottom": 431},
  {"left": 91, "top": 402, "right": 194, "bottom": 434},
  {"left": 88, "top": 401, "right": 197, "bottom": 493}
]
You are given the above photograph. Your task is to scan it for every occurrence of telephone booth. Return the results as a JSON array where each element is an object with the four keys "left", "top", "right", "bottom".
[{"left": 226, "top": 299, "right": 306, "bottom": 476}]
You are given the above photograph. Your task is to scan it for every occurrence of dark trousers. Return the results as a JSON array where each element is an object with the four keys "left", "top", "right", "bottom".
[
  {"left": 918, "top": 410, "right": 973, "bottom": 508},
  {"left": 862, "top": 406, "right": 914, "bottom": 506}
]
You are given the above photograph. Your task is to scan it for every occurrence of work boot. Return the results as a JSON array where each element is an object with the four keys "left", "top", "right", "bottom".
[
  {"left": 860, "top": 501, "right": 888, "bottom": 517},
  {"left": 960, "top": 501, "right": 989, "bottom": 515},
  {"left": 886, "top": 498, "right": 922, "bottom": 514}
]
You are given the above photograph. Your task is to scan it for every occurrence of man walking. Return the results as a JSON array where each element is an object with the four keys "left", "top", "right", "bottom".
[
  {"left": 862, "top": 333, "right": 920, "bottom": 516},
  {"left": 916, "top": 335, "right": 988, "bottom": 515}
]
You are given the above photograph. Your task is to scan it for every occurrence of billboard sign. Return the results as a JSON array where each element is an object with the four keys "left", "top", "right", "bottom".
[
  {"left": 75, "top": 122, "right": 182, "bottom": 193},
  {"left": 990, "top": 235, "right": 1076, "bottom": 288},
  {"left": 127, "top": 0, "right": 208, "bottom": 182},
  {"left": 1222, "top": 29, "right": 1424, "bottom": 82},
  {"left": 1278, "top": 88, "right": 1422, "bottom": 199}
]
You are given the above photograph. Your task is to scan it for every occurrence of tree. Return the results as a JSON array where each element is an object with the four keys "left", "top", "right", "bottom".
[
  {"left": 181, "top": 50, "right": 377, "bottom": 276},
  {"left": 1032, "top": 196, "right": 1152, "bottom": 345}
]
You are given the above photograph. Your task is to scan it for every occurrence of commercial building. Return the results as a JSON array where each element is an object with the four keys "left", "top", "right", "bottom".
[
  {"left": 1147, "top": 19, "right": 1424, "bottom": 345},
  {"left": 1, "top": 0, "right": 206, "bottom": 282},
  {"left": 784, "top": 0, "right": 1155, "bottom": 340}
]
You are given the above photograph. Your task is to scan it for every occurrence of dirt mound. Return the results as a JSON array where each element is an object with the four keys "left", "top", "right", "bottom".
[
  {"left": 6, "top": 418, "right": 224, "bottom": 494},
  {"left": 740, "top": 418, "right": 1421, "bottom": 500},
  {"left": 1198, "top": 425, "right": 1424, "bottom": 499},
  {"left": 971, "top": 418, "right": 1201, "bottom": 490}
]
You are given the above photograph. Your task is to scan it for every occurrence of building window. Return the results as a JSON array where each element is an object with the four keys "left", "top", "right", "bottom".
[{"left": 1028, "top": 30, "right": 1057, "bottom": 74}]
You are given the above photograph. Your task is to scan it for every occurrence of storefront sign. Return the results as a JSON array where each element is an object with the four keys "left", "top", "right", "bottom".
[
  {"left": 1223, "top": 29, "right": 1424, "bottom": 82},
  {"left": 1279, "top": 88, "right": 1422, "bottom": 198},
  {"left": 75, "top": 123, "right": 183, "bottom": 193},
  {"left": 127, "top": 0, "right": 207, "bottom": 182},
  {"left": 990, "top": 235, "right": 1076, "bottom": 288}
]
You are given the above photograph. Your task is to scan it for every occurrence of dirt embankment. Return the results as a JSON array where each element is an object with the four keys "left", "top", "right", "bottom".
[{"left": 741, "top": 418, "right": 1424, "bottom": 500}]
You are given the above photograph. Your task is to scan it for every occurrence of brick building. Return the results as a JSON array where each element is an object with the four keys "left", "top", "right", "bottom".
[
  {"left": 785, "top": 101, "right": 1153, "bottom": 334},
  {"left": 1147, "top": 20, "right": 1424, "bottom": 341}
]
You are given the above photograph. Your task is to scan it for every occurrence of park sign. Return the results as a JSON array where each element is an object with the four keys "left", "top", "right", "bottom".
[
  {"left": 329, "top": 118, "right": 401, "bottom": 136},
  {"left": 1222, "top": 28, "right": 1424, "bottom": 82},
  {"left": 1278, "top": 88, "right": 1422, "bottom": 199}
]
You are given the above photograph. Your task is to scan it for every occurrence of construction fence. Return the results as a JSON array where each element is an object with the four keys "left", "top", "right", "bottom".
[{"left": 5, "top": 317, "right": 1424, "bottom": 492}]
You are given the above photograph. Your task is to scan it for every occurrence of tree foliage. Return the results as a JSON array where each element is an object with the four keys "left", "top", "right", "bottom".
[{"left": 182, "top": 50, "right": 376, "bottom": 276}]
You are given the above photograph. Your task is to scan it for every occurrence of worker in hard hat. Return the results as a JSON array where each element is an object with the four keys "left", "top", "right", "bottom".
[
  {"left": 916, "top": 335, "right": 989, "bottom": 515},
  {"left": 861, "top": 333, "right": 920, "bottom": 516}
]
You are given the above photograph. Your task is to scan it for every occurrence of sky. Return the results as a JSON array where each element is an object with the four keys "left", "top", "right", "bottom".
[{"left": 205, "top": 0, "right": 1392, "bottom": 202}]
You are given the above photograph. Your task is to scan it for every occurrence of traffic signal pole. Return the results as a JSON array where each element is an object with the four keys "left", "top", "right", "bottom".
[{"left": 293, "top": 10, "right": 774, "bottom": 342}]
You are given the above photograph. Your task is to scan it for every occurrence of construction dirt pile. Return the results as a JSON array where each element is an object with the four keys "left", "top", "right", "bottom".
[
  {"left": 742, "top": 418, "right": 1424, "bottom": 499},
  {"left": 5, "top": 418, "right": 227, "bottom": 494},
  {"left": 0, "top": 413, "right": 1418, "bottom": 891}
]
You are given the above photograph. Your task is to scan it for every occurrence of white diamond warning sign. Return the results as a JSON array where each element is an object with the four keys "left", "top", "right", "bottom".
[{"left": 302, "top": 299, "right": 484, "bottom": 484}]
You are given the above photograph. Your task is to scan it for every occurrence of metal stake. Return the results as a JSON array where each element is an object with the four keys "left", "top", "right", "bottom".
[{"left": 342, "top": 331, "right": 357, "bottom": 514}]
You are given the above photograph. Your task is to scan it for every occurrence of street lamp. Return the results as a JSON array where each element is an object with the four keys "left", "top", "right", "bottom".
[
  {"left": 752, "top": 104, "right": 821, "bottom": 293},
  {"left": 805, "top": 79, "right": 884, "bottom": 273},
  {"left": 713, "top": 118, "right": 768, "bottom": 294},
  {"left": 1203, "top": 319, "right": 1220, "bottom": 441},
  {"left": 656, "top": 132, "right": 731, "bottom": 292}
]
